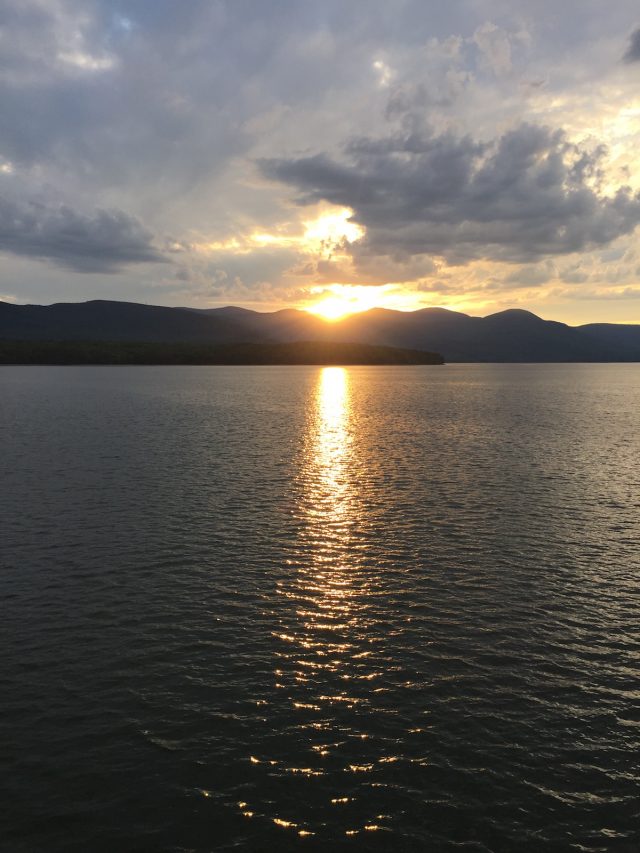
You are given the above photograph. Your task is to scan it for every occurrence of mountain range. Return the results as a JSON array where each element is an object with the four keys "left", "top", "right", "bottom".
[{"left": 1, "top": 299, "right": 639, "bottom": 362}]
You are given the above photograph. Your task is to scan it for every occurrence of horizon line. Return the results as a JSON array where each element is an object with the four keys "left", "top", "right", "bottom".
[{"left": 2, "top": 297, "right": 640, "bottom": 328}]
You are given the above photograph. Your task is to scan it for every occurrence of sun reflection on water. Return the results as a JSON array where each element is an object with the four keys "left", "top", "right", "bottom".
[
  {"left": 315, "top": 367, "right": 349, "bottom": 479},
  {"left": 295, "top": 367, "right": 364, "bottom": 652},
  {"left": 275, "top": 368, "right": 366, "bottom": 689},
  {"left": 243, "top": 367, "right": 393, "bottom": 838},
  {"left": 304, "top": 367, "right": 354, "bottom": 538}
]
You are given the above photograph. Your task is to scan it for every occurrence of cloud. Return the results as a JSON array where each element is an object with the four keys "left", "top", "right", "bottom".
[
  {"left": 2, "top": 0, "right": 640, "bottom": 318},
  {"left": 261, "top": 123, "right": 640, "bottom": 267},
  {"left": 0, "top": 194, "right": 163, "bottom": 272},
  {"left": 623, "top": 28, "right": 640, "bottom": 62},
  {"left": 503, "top": 260, "right": 557, "bottom": 286},
  {"left": 472, "top": 22, "right": 513, "bottom": 76}
]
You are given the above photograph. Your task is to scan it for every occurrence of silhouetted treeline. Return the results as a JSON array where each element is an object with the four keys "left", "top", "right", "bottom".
[{"left": 0, "top": 339, "right": 444, "bottom": 366}]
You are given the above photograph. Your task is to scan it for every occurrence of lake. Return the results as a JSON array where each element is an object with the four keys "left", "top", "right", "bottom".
[{"left": 2, "top": 364, "right": 639, "bottom": 852}]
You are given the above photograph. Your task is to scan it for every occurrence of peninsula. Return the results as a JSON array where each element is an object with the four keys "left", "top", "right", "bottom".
[{"left": 0, "top": 339, "right": 444, "bottom": 366}]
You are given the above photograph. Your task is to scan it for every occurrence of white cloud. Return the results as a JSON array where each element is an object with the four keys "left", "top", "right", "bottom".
[
  {"left": 57, "top": 51, "right": 115, "bottom": 71},
  {"left": 472, "top": 22, "right": 513, "bottom": 76}
]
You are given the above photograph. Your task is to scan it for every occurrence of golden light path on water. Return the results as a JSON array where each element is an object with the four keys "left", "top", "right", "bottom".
[
  {"left": 289, "top": 368, "right": 367, "bottom": 706},
  {"left": 251, "top": 368, "right": 391, "bottom": 839}
]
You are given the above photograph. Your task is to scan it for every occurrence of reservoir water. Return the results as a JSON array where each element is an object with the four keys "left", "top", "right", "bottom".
[{"left": 1, "top": 364, "right": 639, "bottom": 852}]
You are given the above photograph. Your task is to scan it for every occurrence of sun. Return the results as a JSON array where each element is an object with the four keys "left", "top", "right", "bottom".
[
  {"left": 309, "top": 296, "right": 357, "bottom": 321},
  {"left": 306, "top": 284, "right": 403, "bottom": 321}
]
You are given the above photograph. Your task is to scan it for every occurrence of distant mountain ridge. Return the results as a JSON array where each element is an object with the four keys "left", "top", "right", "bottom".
[{"left": 1, "top": 299, "right": 639, "bottom": 362}]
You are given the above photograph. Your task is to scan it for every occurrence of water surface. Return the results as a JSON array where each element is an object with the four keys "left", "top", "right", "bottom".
[{"left": 2, "top": 365, "right": 639, "bottom": 852}]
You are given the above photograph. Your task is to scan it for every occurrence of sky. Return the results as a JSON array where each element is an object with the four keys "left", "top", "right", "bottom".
[{"left": 1, "top": 0, "right": 640, "bottom": 324}]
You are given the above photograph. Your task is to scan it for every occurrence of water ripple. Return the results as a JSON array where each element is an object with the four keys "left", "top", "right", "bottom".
[{"left": 1, "top": 364, "right": 639, "bottom": 852}]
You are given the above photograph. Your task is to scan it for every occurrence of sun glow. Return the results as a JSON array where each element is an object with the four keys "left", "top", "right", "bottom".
[
  {"left": 189, "top": 204, "right": 489, "bottom": 319},
  {"left": 192, "top": 205, "right": 364, "bottom": 257},
  {"left": 309, "top": 296, "right": 358, "bottom": 321},
  {"left": 306, "top": 284, "right": 424, "bottom": 321},
  {"left": 302, "top": 208, "right": 364, "bottom": 252}
]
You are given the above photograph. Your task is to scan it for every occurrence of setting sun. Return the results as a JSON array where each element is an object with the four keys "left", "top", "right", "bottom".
[
  {"left": 307, "top": 288, "right": 383, "bottom": 321},
  {"left": 309, "top": 295, "right": 359, "bottom": 321},
  {"left": 305, "top": 284, "right": 426, "bottom": 320}
]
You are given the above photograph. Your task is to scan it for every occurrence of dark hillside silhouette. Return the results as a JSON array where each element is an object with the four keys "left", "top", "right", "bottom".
[
  {"left": 0, "top": 339, "right": 444, "bottom": 366},
  {"left": 1, "top": 300, "right": 639, "bottom": 361}
]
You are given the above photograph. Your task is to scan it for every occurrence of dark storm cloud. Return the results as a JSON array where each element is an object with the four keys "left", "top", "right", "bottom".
[
  {"left": 0, "top": 195, "right": 163, "bottom": 272},
  {"left": 623, "top": 28, "right": 640, "bottom": 62},
  {"left": 261, "top": 124, "right": 640, "bottom": 264}
]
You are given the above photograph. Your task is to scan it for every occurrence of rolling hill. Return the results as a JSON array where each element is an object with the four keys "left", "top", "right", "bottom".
[{"left": 1, "top": 299, "right": 639, "bottom": 361}]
